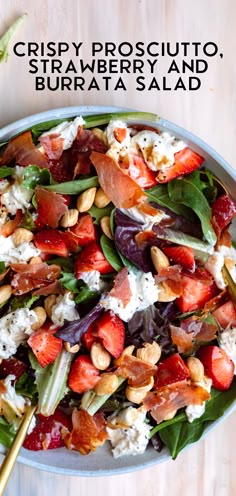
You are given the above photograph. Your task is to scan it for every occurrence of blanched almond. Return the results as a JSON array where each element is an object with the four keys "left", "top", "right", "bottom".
[
  {"left": 100, "top": 216, "right": 113, "bottom": 240},
  {"left": 90, "top": 342, "right": 111, "bottom": 370},
  {"left": 150, "top": 246, "right": 169, "bottom": 273},
  {"left": 186, "top": 356, "right": 204, "bottom": 382},
  {"left": 77, "top": 187, "right": 97, "bottom": 212},
  {"left": 60, "top": 209, "right": 79, "bottom": 228},
  {"left": 136, "top": 341, "right": 161, "bottom": 365},
  {"left": 64, "top": 342, "right": 80, "bottom": 353},
  {"left": 31, "top": 306, "right": 47, "bottom": 330},
  {"left": 0, "top": 285, "right": 12, "bottom": 305},
  {"left": 12, "top": 228, "right": 34, "bottom": 246},
  {"left": 44, "top": 294, "right": 57, "bottom": 318},
  {"left": 94, "top": 373, "right": 119, "bottom": 395},
  {"left": 125, "top": 377, "right": 154, "bottom": 404},
  {"left": 94, "top": 187, "right": 111, "bottom": 208}
]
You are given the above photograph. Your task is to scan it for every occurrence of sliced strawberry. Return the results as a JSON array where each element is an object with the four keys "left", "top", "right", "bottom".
[
  {"left": 157, "top": 148, "right": 204, "bottom": 183},
  {"left": 162, "top": 245, "right": 195, "bottom": 272},
  {"left": 119, "top": 154, "right": 157, "bottom": 189},
  {"left": 69, "top": 213, "right": 97, "bottom": 246},
  {"left": 0, "top": 357, "right": 27, "bottom": 380},
  {"left": 74, "top": 242, "right": 113, "bottom": 275},
  {"left": 28, "top": 329, "right": 62, "bottom": 368},
  {"left": 114, "top": 127, "right": 127, "bottom": 143},
  {"left": 68, "top": 355, "right": 100, "bottom": 394},
  {"left": 213, "top": 300, "right": 236, "bottom": 329},
  {"left": 95, "top": 311, "right": 125, "bottom": 358},
  {"left": 211, "top": 194, "right": 236, "bottom": 237},
  {"left": 34, "top": 229, "right": 68, "bottom": 257},
  {"left": 35, "top": 187, "right": 68, "bottom": 229},
  {"left": 82, "top": 323, "right": 98, "bottom": 350},
  {"left": 23, "top": 409, "right": 70, "bottom": 451},
  {"left": 197, "top": 345, "right": 234, "bottom": 391},
  {"left": 176, "top": 274, "right": 218, "bottom": 313},
  {"left": 154, "top": 354, "right": 190, "bottom": 389},
  {"left": 0, "top": 210, "right": 23, "bottom": 237}
]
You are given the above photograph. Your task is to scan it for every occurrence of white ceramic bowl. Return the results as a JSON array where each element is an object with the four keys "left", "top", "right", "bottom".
[{"left": 0, "top": 106, "right": 235, "bottom": 476}]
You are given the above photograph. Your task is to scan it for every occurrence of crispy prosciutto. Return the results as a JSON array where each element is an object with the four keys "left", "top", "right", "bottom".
[
  {"left": 10, "top": 262, "right": 61, "bottom": 295},
  {"left": 1, "top": 131, "right": 48, "bottom": 168},
  {"left": 62, "top": 409, "right": 108, "bottom": 455},
  {"left": 143, "top": 380, "right": 210, "bottom": 423},
  {"left": 35, "top": 187, "right": 68, "bottom": 229},
  {"left": 115, "top": 354, "right": 157, "bottom": 387},
  {"left": 38, "top": 134, "right": 64, "bottom": 160},
  {"left": 170, "top": 317, "right": 217, "bottom": 354},
  {"left": 109, "top": 267, "right": 132, "bottom": 307},
  {"left": 90, "top": 152, "right": 146, "bottom": 208}
]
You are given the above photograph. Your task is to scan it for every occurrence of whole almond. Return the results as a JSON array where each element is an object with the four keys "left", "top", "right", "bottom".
[{"left": 77, "top": 187, "right": 97, "bottom": 212}]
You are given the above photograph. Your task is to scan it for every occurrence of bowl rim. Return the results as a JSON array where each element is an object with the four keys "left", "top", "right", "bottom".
[{"left": 0, "top": 105, "right": 235, "bottom": 476}]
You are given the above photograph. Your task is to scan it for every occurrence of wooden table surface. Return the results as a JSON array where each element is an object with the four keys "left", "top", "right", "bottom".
[{"left": 0, "top": 1, "right": 236, "bottom": 495}]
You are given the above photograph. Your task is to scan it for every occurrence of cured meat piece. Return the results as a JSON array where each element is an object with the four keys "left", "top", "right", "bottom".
[
  {"left": 35, "top": 187, "right": 68, "bottom": 229},
  {"left": 10, "top": 262, "right": 61, "bottom": 295},
  {"left": 109, "top": 267, "right": 132, "bottom": 307},
  {"left": 62, "top": 409, "right": 107, "bottom": 455},
  {"left": 1, "top": 131, "right": 48, "bottom": 168},
  {"left": 115, "top": 353, "right": 157, "bottom": 387}
]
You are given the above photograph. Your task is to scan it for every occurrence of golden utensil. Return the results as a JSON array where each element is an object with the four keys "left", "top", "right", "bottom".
[{"left": 0, "top": 404, "right": 36, "bottom": 496}]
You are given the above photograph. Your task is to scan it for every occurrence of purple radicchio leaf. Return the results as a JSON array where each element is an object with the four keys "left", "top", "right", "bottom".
[
  {"left": 126, "top": 302, "right": 179, "bottom": 358},
  {"left": 55, "top": 303, "right": 103, "bottom": 345},
  {"left": 114, "top": 209, "right": 153, "bottom": 272}
]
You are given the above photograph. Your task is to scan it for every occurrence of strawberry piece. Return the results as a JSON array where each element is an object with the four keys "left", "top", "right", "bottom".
[
  {"left": 154, "top": 354, "right": 190, "bottom": 389},
  {"left": 213, "top": 300, "right": 236, "bottom": 329},
  {"left": 23, "top": 410, "right": 70, "bottom": 451},
  {"left": 114, "top": 127, "right": 127, "bottom": 143},
  {"left": 120, "top": 154, "right": 157, "bottom": 189},
  {"left": 211, "top": 194, "right": 236, "bottom": 237},
  {"left": 75, "top": 242, "right": 113, "bottom": 275},
  {"left": 34, "top": 229, "right": 68, "bottom": 257},
  {"left": 197, "top": 345, "right": 234, "bottom": 391},
  {"left": 0, "top": 357, "right": 26, "bottom": 380},
  {"left": 0, "top": 210, "right": 23, "bottom": 237},
  {"left": 70, "top": 213, "right": 97, "bottom": 246},
  {"left": 162, "top": 245, "right": 195, "bottom": 272},
  {"left": 35, "top": 187, "right": 68, "bottom": 229},
  {"left": 157, "top": 148, "right": 204, "bottom": 183},
  {"left": 95, "top": 311, "right": 125, "bottom": 358},
  {"left": 28, "top": 329, "right": 62, "bottom": 368},
  {"left": 176, "top": 274, "right": 218, "bottom": 313},
  {"left": 82, "top": 323, "right": 98, "bottom": 350},
  {"left": 68, "top": 355, "right": 100, "bottom": 394}
]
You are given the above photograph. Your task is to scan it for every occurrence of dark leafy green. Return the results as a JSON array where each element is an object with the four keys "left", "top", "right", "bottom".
[
  {"left": 158, "top": 380, "right": 236, "bottom": 459},
  {"left": 47, "top": 257, "right": 74, "bottom": 272},
  {"left": 168, "top": 174, "right": 217, "bottom": 245},
  {"left": 0, "top": 417, "right": 16, "bottom": 448},
  {"left": 22, "top": 165, "right": 54, "bottom": 189},
  {"left": 0, "top": 262, "right": 6, "bottom": 274},
  {"left": 100, "top": 234, "right": 124, "bottom": 271},
  {"left": 146, "top": 184, "right": 194, "bottom": 220},
  {"left": 20, "top": 210, "right": 35, "bottom": 231},
  {"left": 59, "top": 271, "right": 80, "bottom": 293},
  {"left": 88, "top": 204, "right": 113, "bottom": 225},
  {"left": 10, "top": 294, "right": 39, "bottom": 311},
  {"left": 56, "top": 303, "right": 103, "bottom": 344},
  {"left": 75, "top": 285, "right": 98, "bottom": 304},
  {"left": 44, "top": 176, "right": 98, "bottom": 194},
  {"left": 0, "top": 166, "right": 15, "bottom": 178},
  {"left": 15, "top": 372, "right": 37, "bottom": 399}
]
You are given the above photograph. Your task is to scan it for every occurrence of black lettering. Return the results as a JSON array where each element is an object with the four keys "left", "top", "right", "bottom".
[
  {"left": 174, "top": 77, "right": 186, "bottom": 90},
  {"left": 58, "top": 43, "right": 70, "bottom": 56},
  {"left": 61, "top": 77, "right": 72, "bottom": 90},
  {"left": 189, "top": 77, "right": 201, "bottom": 90},
  {"left": 114, "top": 77, "right": 126, "bottom": 90},
  {"left": 133, "top": 60, "right": 144, "bottom": 73},
  {"left": 72, "top": 42, "right": 83, "bottom": 56},
  {"left": 80, "top": 59, "right": 95, "bottom": 73},
  {"left": 47, "top": 42, "right": 56, "bottom": 57},
  {"left": 109, "top": 60, "right": 119, "bottom": 72},
  {"left": 28, "top": 59, "right": 38, "bottom": 74},
  {"left": 168, "top": 60, "right": 180, "bottom": 73},
  {"left": 118, "top": 42, "right": 133, "bottom": 57},
  {"left": 92, "top": 42, "right": 103, "bottom": 56},
  {"left": 163, "top": 77, "right": 171, "bottom": 90},
  {"left": 103, "top": 77, "right": 111, "bottom": 90},
  {"left": 28, "top": 43, "right": 39, "bottom": 57},
  {"left": 65, "top": 60, "right": 77, "bottom": 73},
  {"left": 88, "top": 77, "right": 100, "bottom": 90},
  {"left": 97, "top": 59, "right": 107, "bottom": 73},
  {"left": 75, "top": 77, "right": 85, "bottom": 90},
  {"left": 52, "top": 59, "right": 63, "bottom": 73},
  {"left": 196, "top": 59, "right": 208, "bottom": 73},
  {"left": 135, "top": 42, "right": 145, "bottom": 57},
  {"left": 35, "top": 77, "right": 45, "bottom": 90},
  {"left": 203, "top": 42, "right": 218, "bottom": 57},
  {"left": 147, "top": 42, "right": 159, "bottom": 57},
  {"left": 13, "top": 42, "right": 25, "bottom": 57},
  {"left": 149, "top": 77, "right": 161, "bottom": 90},
  {"left": 136, "top": 76, "right": 146, "bottom": 91},
  {"left": 105, "top": 43, "right": 116, "bottom": 56},
  {"left": 147, "top": 59, "right": 158, "bottom": 73},
  {"left": 120, "top": 59, "right": 131, "bottom": 73}
]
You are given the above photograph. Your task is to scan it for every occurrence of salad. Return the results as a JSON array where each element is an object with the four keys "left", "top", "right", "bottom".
[{"left": 0, "top": 111, "right": 235, "bottom": 461}]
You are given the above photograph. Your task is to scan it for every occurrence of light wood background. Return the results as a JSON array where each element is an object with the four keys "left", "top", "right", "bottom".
[{"left": 0, "top": 1, "right": 236, "bottom": 495}]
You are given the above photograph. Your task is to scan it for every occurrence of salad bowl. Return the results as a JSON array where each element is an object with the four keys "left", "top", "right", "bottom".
[{"left": 0, "top": 105, "right": 235, "bottom": 476}]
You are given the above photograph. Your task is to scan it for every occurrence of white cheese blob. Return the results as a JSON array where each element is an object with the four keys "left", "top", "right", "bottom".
[
  {"left": 40, "top": 116, "right": 85, "bottom": 150},
  {"left": 218, "top": 327, "right": 236, "bottom": 373},
  {"left": 160, "top": 131, "right": 187, "bottom": 153},
  {"left": 186, "top": 376, "right": 212, "bottom": 423},
  {"left": 106, "top": 407, "right": 151, "bottom": 458},
  {"left": 120, "top": 205, "right": 171, "bottom": 230},
  {"left": 51, "top": 292, "right": 80, "bottom": 326},
  {"left": 0, "top": 309, "right": 37, "bottom": 359},
  {"left": 0, "top": 374, "right": 27, "bottom": 427},
  {"left": 205, "top": 244, "right": 236, "bottom": 289},
  {"left": 1, "top": 166, "right": 33, "bottom": 215},
  {"left": 100, "top": 270, "right": 159, "bottom": 322},
  {"left": 0, "top": 234, "right": 40, "bottom": 265},
  {"left": 78, "top": 270, "right": 103, "bottom": 292}
]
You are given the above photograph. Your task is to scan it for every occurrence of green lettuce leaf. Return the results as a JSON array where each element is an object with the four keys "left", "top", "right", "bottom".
[
  {"left": 10, "top": 294, "right": 39, "bottom": 311},
  {"left": 44, "top": 176, "right": 98, "bottom": 194},
  {"left": 0, "top": 417, "right": 16, "bottom": 448},
  {"left": 0, "top": 166, "right": 15, "bottom": 178},
  {"left": 0, "top": 14, "right": 27, "bottom": 63},
  {"left": 88, "top": 204, "right": 113, "bottom": 225},
  {"left": 100, "top": 234, "right": 123, "bottom": 271},
  {"left": 22, "top": 165, "right": 54, "bottom": 189}
]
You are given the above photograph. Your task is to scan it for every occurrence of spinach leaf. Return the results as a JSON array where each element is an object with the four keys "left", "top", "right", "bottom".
[
  {"left": 0, "top": 262, "right": 6, "bottom": 274},
  {"left": 44, "top": 176, "right": 98, "bottom": 194},
  {"left": 0, "top": 14, "right": 27, "bottom": 63},
  {"left": 20, "top": 211, "right": 35, "bottom": 231},
  {"left": 158, "top": 380, "right": 236, "bottom": 459},
  {"left": 15, "top": 372, "right": 37, "bottom": 399},
  {"left": 31, "top": 118, "right": 70, "bottom": 142},
  {"left": 47, "top": 257, "right": 74, "bottom": 272},
  {"left": 75, "top": 285, "right": 98, "bottom": 304},
  {"left": 22, "top": 165, "right": 54, "bottom": 189},
  {"left": 0, "top": 166, "right": 15, "bottom": 178},
  {"left": 100, "top": 234, "right": 124, "bottom": 271},
  {"left": 168, "top": 176, "right": 217, "bottom": 245},
  {"left": 88, "top": 204, "right": 113, "bottom": 225},
  {"left": 0, "top": 418, "right": 15, "bottom": 448},
  {"left": 153, "top": 225, "right": 213, "bottom": 253},
  {"left": 10, "top": 294, "right": 40, "bottom": 311},
  {"left": 146, "top": 184, "right": 194, "bottom": 220},
  {"left": 59, "top": 271, "right": 79, "bottom": 293}
]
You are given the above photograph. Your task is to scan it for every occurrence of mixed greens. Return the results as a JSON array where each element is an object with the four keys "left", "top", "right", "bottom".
[{"left": 0, "top": 111, "right": 235, "bottom": 462}]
